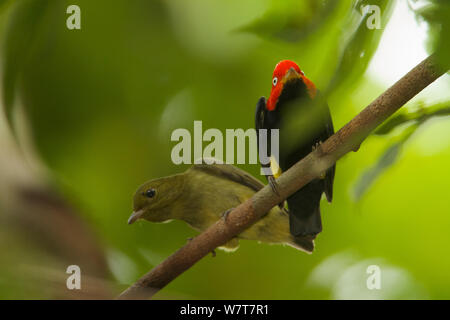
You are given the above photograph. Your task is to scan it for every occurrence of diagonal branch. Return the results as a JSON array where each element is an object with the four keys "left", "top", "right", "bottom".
[{"left": 117, "top": 54, "right": 446, "bottom": 300}]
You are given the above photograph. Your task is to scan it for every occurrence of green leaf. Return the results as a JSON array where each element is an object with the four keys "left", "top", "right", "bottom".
[
  {"left": 353, "top": 125, "right": 417, "bottom": 201},
  {"left": 408, "top": 0, "right": 450, "bottom": 69},
  {"left": 374, "top": 103, "right": 450, "bottom": 135},
  {"left": 325, "top": 0, "right": 394, "bottom": 94},
  {"left": 1, "top": 0, "right": 52, "bottom": 127},
  {"left": 354, "top": 103, "right": 450, "bottom": 200},
  {"left": 237, "top": 0, "right": 339, "bottom": 42}
]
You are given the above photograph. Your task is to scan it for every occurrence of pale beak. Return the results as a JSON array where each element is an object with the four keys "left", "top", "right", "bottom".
[
  {"left": 128, "top": 209, "right": 144, "bottom": 225},
  {"left": 282, "top": 67, "right": 301, "bottom": 84}
]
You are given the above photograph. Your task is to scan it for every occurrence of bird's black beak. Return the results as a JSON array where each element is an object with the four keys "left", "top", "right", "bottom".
[
  {"left": 282, "top": 67, "right": 302, "bottom": 84},
  {"left": 128, "top": 209, "right": 144, "bottom": 224}
]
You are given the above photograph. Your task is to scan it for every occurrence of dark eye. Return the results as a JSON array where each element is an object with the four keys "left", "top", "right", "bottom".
[{"left": 143, "top": 189, "right": 156, "bottom": 198}]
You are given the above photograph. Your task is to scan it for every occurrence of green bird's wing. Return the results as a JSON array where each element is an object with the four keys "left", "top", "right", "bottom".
[
  {"left": 191, "top": 163, "right": 315, "bottom": 253},
  {"left": 191, "top": 163, "right": 264, "bottom": 192}
]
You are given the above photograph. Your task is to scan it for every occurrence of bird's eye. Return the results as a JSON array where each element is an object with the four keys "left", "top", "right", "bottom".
[
  {"left": 143, "top": 189, "right": 156, "bottom": 198},
  {"left": 272, "top": 77, "right": 278, "bottom": 86}
]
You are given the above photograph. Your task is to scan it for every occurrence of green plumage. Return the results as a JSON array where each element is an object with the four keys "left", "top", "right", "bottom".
[{"left": 130, "top": 163, "right": 314, "bottom": 253}]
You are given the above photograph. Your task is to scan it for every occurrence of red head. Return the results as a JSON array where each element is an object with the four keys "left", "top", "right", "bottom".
[{"left": 266, "top": 60, "right": 317, "bottom": 111}]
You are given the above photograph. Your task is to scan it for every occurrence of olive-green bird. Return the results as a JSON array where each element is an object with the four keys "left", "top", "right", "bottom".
[{"left": 128, "top": 163, "right": 314, "bottom": 253}]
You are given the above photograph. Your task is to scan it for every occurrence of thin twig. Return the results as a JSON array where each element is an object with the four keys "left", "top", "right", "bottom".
[{"left": 117, "top": 54, "right": 445, "bottom": 300}]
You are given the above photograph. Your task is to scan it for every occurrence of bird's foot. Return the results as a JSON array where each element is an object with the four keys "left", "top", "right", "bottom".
[
  {"left": 312, "top": 141, "right": 323, "bottom": 152},
  {"left": 276, "top": 201, "right": 288, "bottom": 215},
  {"left": 221, "top": 208, "right": 234, "bottom": 222},
  {"left": 277, "top": 201, "right": 284, "bottom": 211},
  {"left": 268, "top": 175, "right": 280, "bottom": 196}
]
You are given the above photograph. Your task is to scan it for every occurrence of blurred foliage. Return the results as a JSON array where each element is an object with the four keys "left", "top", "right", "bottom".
[
  {"left": 354, "top": 102, "right": 450, "bottom": 199},
  {"left": 353, "top": 124, "right": 416, "bottom": 201},
  {"left": 0, "top": 0, "right": 449, "bottom": 299},
  {"left": 375, "top": 102, "right": 450, "bottom": 135},
  {"left": 408, "top": 0, "right": 450, "bottom": 69},
  {"left": 238, "top": 0, "right": 340, "bottom": 42},
  {"left": 326, "top": 0, "right": 394, "bottom": 94},
  {"left": 238, "top": 0, "right": 395, "bottom": 95}
]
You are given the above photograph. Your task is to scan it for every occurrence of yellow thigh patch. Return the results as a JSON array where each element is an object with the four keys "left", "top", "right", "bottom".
[{"left": 270, "top": 155, "right": 282, "bottom": 178}]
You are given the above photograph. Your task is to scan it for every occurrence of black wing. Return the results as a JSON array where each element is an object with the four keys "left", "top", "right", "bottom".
[
  {"left": 255, "top": 97, "right": 272, "bottom": 174},
  {"left": 322, "top": 100, "right": 335, "bottom": 203},
  {"left": 255, "top": 97, "right": 267, "bottom": 131}
]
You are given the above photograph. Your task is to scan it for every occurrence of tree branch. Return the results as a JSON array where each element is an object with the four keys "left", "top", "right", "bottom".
[{"left": 117, "top": 54, "right": 446, "bottom": 300}]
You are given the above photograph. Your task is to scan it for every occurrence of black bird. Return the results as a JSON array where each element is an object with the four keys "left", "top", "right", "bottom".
[{"left": 255, "top": 60, "right": 335, "bottom": 238}]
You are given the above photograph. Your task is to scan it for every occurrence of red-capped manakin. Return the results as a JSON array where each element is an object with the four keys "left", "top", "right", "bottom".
[{"left": 255, "top": 60, "right": 335, "bottom": 238}]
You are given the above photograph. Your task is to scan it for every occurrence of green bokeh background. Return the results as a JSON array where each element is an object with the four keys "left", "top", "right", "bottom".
[{"left": 0, "top": 0, "right": 449, "bottom": 299}]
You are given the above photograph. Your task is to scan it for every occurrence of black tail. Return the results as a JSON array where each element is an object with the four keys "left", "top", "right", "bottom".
[
  {"left": 289, "top": 207, "right": 322, "bottom": 237},
  {"left": 287, "top": 183, "right": 323, "bottom": 237}
]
